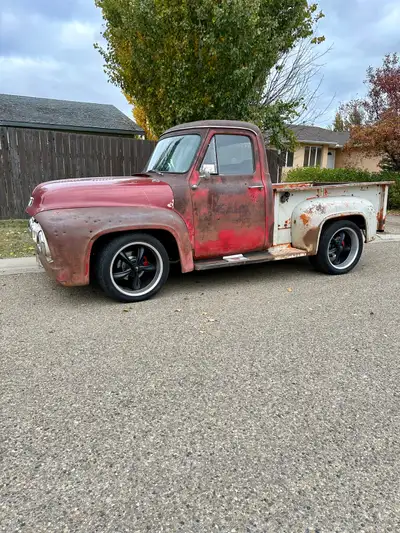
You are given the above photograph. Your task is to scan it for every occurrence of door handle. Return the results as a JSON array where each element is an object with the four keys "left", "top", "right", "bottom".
[{"left": 248, "top": 184, "right": 264, "bottom": 189}]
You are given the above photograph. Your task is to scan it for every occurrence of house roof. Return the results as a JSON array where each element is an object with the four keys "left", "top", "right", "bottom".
[
  {"left": 0, "top": 93, "right": 144, "bottom": 136},
  {"left": 290, "top": 124, "right": 349, "bottom": 147}
]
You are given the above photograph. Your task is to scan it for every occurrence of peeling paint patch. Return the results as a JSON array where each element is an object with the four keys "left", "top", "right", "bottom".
[
  {"left": 300, "top": 213, "right": 311, "bottom": 226},
  {"left": 376, "top": 207, "right": 386, "bottom": 231}
]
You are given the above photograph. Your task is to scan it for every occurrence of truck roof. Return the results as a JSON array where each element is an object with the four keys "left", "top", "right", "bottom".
[{"left": 163, "top": 120, "right": 262, "bottom": 136}]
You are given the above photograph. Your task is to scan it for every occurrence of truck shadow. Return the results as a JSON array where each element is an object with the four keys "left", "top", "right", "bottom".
[
  {"left": 164, "top": 257, "right": 315, "bottom": 295},
  {"left": 57, "top": 257, "right": 318, "bottom": 304}
]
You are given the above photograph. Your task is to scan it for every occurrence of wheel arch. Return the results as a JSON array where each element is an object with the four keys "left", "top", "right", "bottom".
[
  {"left": 291, "top": 196, "right": 376, "bottom": 255},
  {"left": 90, "top": 228, "right": 184, "bottom": 272}
]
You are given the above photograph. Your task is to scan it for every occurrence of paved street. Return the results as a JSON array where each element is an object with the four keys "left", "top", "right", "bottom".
[{"left": 1, "top": 242, "right": 399, "bottom": 533}]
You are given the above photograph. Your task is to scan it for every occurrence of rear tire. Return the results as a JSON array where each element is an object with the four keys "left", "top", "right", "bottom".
[
  {"left": 309, "top": 220, "right": 364, "bottom": 275},
  {"left": 95, "top": 233, "right": 170, "bottom": 302}
]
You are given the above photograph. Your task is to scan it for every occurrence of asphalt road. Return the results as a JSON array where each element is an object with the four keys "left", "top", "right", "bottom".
[{"left": 1, "top": 242, "right": 400, "bottom": 533}]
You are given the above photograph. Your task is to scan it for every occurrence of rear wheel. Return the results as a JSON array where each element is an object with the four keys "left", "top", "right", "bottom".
[
  {"left": 95, "top": 233, "right": 170, "bottom": 302},
  {"left": 309, "top": 220, "right": 364, "bottom": 275}
]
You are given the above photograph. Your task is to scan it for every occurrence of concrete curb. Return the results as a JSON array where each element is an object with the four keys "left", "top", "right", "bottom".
[
  {"left": 372, "top": 234, "right": 400, "bottom": 243},
  {"left": 1, "top": 235, "right": 399, "bottom": 276},
  {"left": 0, "top": 257, "right": 43, "bottom": 276}
]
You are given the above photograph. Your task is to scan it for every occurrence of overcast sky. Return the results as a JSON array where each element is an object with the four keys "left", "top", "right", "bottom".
[{"left": 0, "top": 0, "right": 399, "bottom": 127}]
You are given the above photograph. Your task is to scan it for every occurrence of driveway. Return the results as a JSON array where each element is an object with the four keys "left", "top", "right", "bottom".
[{"left": 1, "top": 242, "right": 399, "bottom": 532}]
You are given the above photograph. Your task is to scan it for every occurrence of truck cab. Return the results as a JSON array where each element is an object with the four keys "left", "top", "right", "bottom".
[{"left": 27, "top": 120, "right": 393, "bottom": 302}]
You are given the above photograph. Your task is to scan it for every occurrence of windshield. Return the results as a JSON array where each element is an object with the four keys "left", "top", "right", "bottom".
[{"left": 146, "top": 134, "right": 201, "bottom": 173}]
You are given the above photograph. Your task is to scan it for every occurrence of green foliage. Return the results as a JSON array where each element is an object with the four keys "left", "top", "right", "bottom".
[
  {"left": 0, "top": 219, "right": 34, "bottom": 258},
  {"left": 332, "top": 112, "right": 345, "bottom": 132},
  {"left": 285, "top": 167, "right": 400, "bottom": 209},
  {"left": 332, "top": 101, "right": 366, "bottom": 132},
  {"left": 95, "top": 0, "right": 323, "bottom": 149}
]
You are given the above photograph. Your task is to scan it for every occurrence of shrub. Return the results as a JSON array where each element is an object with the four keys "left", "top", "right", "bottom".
[{"left": 284, "top": 167, "right": 400, "bottom": 210}]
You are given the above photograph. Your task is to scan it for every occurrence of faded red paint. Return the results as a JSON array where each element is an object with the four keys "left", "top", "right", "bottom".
[
  {"left": 34, "top": 206, "right": 194, "bottom": 286},
  {"left": 26, "top": 119, "right": 394, "bottom": 289},
  {"left": 195, "top": 226, "right": 266, "bottom": 258},
  {"left": 186, "top": 124, "right": 273, "bottom": 258},
  {"left": 27, "top": 176, "right": 174, "bottom": 215},
  {"left": 27, "top": 120, "right": 275, "bottom": 285}
]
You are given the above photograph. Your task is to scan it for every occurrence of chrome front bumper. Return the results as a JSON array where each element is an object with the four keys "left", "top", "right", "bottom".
[{"left": 28, "top": 217, "right": 53, "bottom": 262}]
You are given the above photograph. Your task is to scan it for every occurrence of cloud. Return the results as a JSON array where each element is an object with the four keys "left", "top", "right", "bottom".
[
  {"left": 59, "top": 21, "right": 99, "bottom": 50},
  {"left": 0, "top": 0, "right": 398, "bottom": 127},
  {"left": 0, "top": 0, "right": 131, "bottom": 116},
  {"left": 309, "top": 0, "right": 400, "bottom": 125}
]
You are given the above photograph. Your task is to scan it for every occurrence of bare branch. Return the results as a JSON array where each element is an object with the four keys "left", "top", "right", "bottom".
[{"left": 262, "top": 35, "right": 332, "bottom": 124}]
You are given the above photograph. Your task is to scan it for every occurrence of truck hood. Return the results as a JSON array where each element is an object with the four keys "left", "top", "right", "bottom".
[{"left": 26, "top": 175, "right": 175, "bottom": 216}]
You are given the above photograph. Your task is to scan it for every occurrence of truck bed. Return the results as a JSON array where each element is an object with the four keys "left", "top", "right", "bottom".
[{"left": 272, "top": 181, "right": 392, "bottom": 246}]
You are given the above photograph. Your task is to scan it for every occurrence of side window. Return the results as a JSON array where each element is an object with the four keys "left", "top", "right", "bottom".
[
  {"left": 200, "top": 134, "right": 254, "bottom": 176},
  {"left": 201, "top": 137, "right": 218, "bottom": 174}
]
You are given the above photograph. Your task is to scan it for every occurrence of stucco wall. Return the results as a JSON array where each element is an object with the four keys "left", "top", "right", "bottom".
[
  {"left": 335, "top": 149, "right": 381, "bottom": 172},
  {"left": 281, "top": 143, "right": 328, "bottom": 177}
]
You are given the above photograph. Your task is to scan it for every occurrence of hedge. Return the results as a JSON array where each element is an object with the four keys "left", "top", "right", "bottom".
[{"left": 284, "top": 167, "right": 400, "bottom": 210}]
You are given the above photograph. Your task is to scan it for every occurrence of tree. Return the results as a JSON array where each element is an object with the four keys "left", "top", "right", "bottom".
[
  {"left": 346, "top": 53, "right": 400, "bottom": 170},
  {"left": 95, "top": 0, "right": 323, "bottom": 149},
  {"left": 262, "top": 35, "right": 333, "bottom": 126},
  {"left": 332, "top": 100, "right": 365, "bottom": 131},
  {"left": 124, "top": 94, "right": 157, "bottom": 140},
  {"left": 332, "top": 112, "right": 345, "bottom": 132}
]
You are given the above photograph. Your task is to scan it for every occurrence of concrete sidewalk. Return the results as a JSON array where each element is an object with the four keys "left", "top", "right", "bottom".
[
  {"left": 0, "top": 256, "right": 43, "bottom": 276},
  {"left": 0, "top": 215, "right": 398, "bottom": 277},
  {"left": 385, "top": 214, "right": 400, "bottom": 234}
]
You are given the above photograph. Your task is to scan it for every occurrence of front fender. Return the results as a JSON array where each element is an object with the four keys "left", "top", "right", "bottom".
[
  {"left": 36, "top": 206, "right": 194, "bottom": 286},
  {"left": 291, "top": 196, "right": 376, "bottom": 254}
]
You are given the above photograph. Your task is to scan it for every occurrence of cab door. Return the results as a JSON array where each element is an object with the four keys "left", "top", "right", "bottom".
[{"left": 190, "top": 131, "right": 267, "bottom": 259}]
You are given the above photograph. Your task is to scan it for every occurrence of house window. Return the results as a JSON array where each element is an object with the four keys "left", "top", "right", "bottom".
[
  {"left": 303, "top": 146, "right": 322, "bottom": 167},
  {"left": 281, "top": 150, "right": 294, "bottom": 168}
]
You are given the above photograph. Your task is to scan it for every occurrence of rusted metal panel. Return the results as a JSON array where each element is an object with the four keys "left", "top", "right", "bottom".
[
  {"left": 291, "top": 196, "right": 377, "bottom": 254},
  {"left": 273, "top": 182, "right": 393, "bottom": 248},
  {"left": 377, "top": 184, "right": 390, "bottom": 232},
  {"left": 34, "top": 206, "right": 194, "bottom": 286},
  {"left": 25, "top": 120, "right": 394, "bottom": 292},
  {"left": 273, "top": 181, "right": 395, "bottom": 192},
  {"left": 194, "top": 245, "right": 306, "bottom": 270},
  {"left": 188, "top": 128, "right": 268, "bottom": 258}
]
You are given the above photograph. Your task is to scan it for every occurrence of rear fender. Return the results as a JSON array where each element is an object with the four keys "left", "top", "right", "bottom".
[
  {"left": 291, "top": 196, "right": 376, "bottom": 254},
  {"left": 36, "top": 206, "right": 194, "bottom": 286}
]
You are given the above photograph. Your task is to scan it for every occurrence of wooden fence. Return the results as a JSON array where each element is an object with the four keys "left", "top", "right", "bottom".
[
  {"left": 0, "top": 126, "right": 156, "bottom": 219},
  {"left": 0, "top": 126, "right": 282, "bottom": 219}
]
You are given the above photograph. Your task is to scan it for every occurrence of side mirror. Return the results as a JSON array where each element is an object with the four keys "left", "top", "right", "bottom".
[{"left": 199, "top": 168, "right": 211, "bottom": 180}]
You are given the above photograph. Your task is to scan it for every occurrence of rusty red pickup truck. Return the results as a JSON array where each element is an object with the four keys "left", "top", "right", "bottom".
[{"left": 27, "top": 120, "right": 392, "bottom": 302}]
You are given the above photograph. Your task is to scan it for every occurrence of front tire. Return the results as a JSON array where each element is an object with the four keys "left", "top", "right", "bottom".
[
  {"left": 95, "top": 233, "right": 170, "bottom": 302},
  {"left": 309, "top": 220, "right": 364, "bottom": 275}
]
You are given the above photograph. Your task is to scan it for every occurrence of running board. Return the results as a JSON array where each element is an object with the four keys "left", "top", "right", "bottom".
[{"left": 194, "top": 246, "right": 308, "bottom": 271}]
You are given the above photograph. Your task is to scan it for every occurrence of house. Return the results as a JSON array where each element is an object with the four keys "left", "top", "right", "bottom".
[
  {"left": 0, "top": 94, "right": 155, "bottom": 219},
  {"left": 280, "top": 124, "right": 381, "bottom": 176},
  {"left": 0, "top": 93, "right": 144, "bottom": 137}
]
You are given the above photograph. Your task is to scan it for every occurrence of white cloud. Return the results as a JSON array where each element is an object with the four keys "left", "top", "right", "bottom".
[
  {"left": 59, "top": 21, "right": 99, "bottom": 50},
  {"left": 0, "top": 10, "right": 19, "bottom": 29},
  {"left": 376, "top": 2, "right": 400, "bottom": 35}
]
